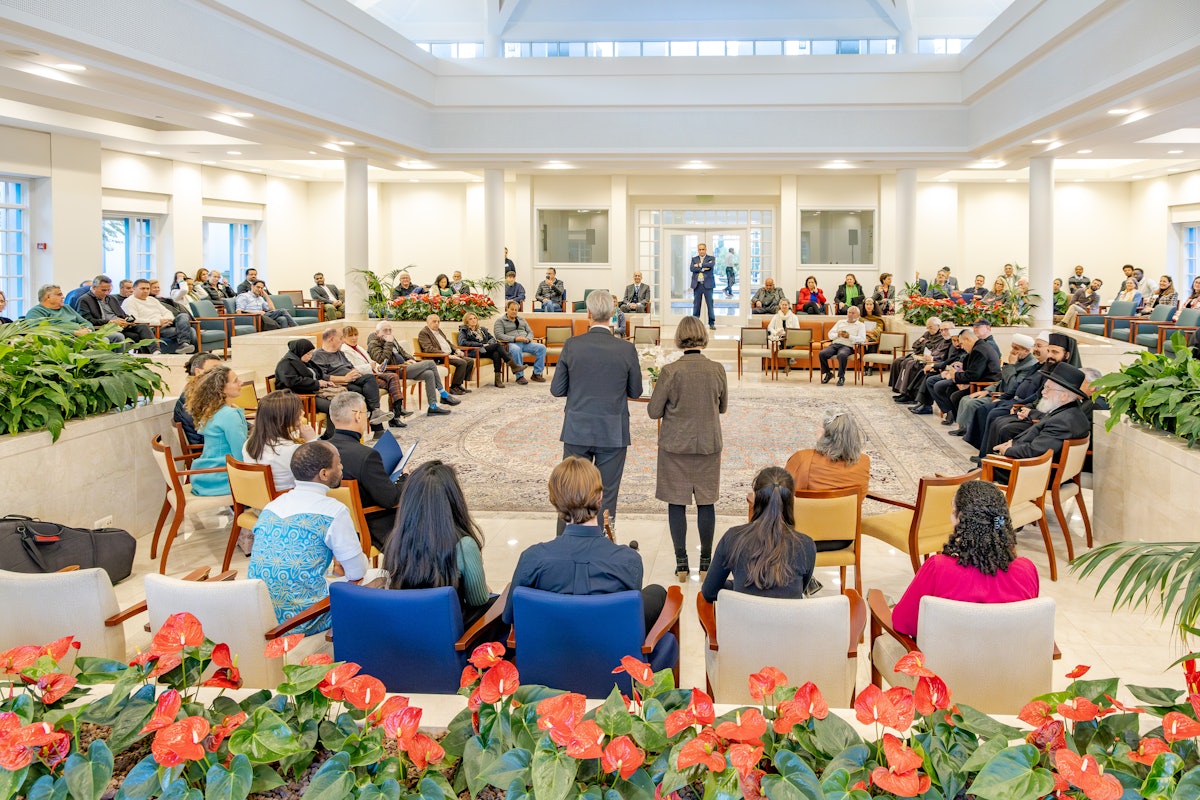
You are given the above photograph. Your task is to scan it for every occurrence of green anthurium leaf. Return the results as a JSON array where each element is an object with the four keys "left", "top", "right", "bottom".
[
  {"left": 1139, "top": 751, "right": 1185, "bottom": 800},
  {"left": 114, "top": 754, "right": 160, "bottom": 800},
  {"left": 967, "top": 744, "right": 1056, "bottom": 800},
  {"left": 1126, "top": 684, "right": 1185, "bottom": 707},
  {"left": 951, "top": 704, "right": 1024, "bottom": 741},
  {"left": 227, "top": 708, "right": 304, "bottom": 763},
  {"left": 63, "top": 739, "right": 113, "bottom": 800},
  {"left": 823, "top": 743, "right": 870, "bottom": 778},
  {"left": 0, "top": 765, "right": 28, "bottom": 800},
  {"left": 579, "top": 787, "right": 603, "bottom": 800},
  {"left": 961, "top": 736, "right": 1007, "bottom": 773},
  {"left": 477, "top": 745, "right": 532, "bottom": 790},
  {"left": 159, "top": 778, "right": 202, "bottom": 800},
  {"left": 811, "top": 712, "right": 862, "bottom": 758},
  {"left": 73, "top": 657, "right": 136, "bottom": 684},
  {"left": 611, "top": 769, "right": 656, "bottom": 800},
  {"left": 513, "top": 684, "right": 568, "bottom": 705},
  {"left": 761, "top": 749, "right": 823, "bottom": 800},
  {"left": 595, "top": 686, "right": 634, "bottom": 737},
  {"left": 79, "top": 667, "right": 144, "bottom": 726},
  {"left": 300, "top": 752, "right": 353, "bottom": 800},
  {"left": 506, "top": 778, "right": 533, "bottom": 800},
  {"left": 277, "top": 664, "right": 336, "bottom": 696},
  {"left": 1176, "top": 764, "right": 1200, "bottom": 797},
  {"left": 203, "top": 754, "right": 253, "bottom": 800},
  {"left": 531, "top": 739, "right": 578, "bottom": 800},
  {"left": 463, "top": 736, "right": 501, "bottom": 800},
  {"left": 439, "top": 707, "right": 475, "bottom": 759},
  {"left": 106, "top": 683, "right": 158, "bottom": 754},
  {"left": 26, "top": 775, "right": 67, "bottom": 800},
  {"left": 416, "top": 776, "right": 453, "bottom": 800},
  {"left": 1072, "top": 677, "right": 1121, "bottom": 702},
  {"left": 248, "top": 765, "right": 286, "bottom": 794},
  {"left": 632, "top": 715, "right": 669, "bottom": 753}
]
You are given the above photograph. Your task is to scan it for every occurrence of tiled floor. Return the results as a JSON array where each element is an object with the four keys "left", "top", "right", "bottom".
[{"left": 113, "top": 372, "right": 1187, "bottom": 703}]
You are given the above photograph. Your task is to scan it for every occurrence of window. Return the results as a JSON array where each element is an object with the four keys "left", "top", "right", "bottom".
[
  {"left": 203, "top": 220, "right": 256, "bottom": 284},
  {"left": 1185, "top": 225, "right": 1198, "bottom": 293},
  {"left": 800, "top": 209, "right": 876, "bottom": 265},
  {"left": 1, "top": 179, "right": 29, "bottom": 318},
  {"left": 490, "top": 38, "right": 899, "bottom": 58},
  {"left": 918, "top": 37, "right": 972, "bottom": 54},
  {"left": 102, "top": 216, "right": 156, "bottom": 283},
  {"left": 538, "top": 210, "right": 609, "bottom": 264}
]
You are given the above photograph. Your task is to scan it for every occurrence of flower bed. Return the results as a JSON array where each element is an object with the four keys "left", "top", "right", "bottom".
[
  {"left": 385, "top": 294, "right": 499, "bottom": 322},
  {"left": 3, "top": 616, "right": 1199, "bottom": 799},
  {"left": 900, "top": 295, "right": 1029, "bottom": 328}
]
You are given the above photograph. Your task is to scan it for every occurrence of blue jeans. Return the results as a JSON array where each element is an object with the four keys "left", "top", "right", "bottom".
[
  {"left": 506, "top": 341, "right": 547, "bottom": 375},
  {"left": 692, "top": 285, "right": 714, "bottom": 325},
  {"left": 160, "top": 313, "right": 197, "bottom": 350},
  {"left": 539, "top": 301, "right": 562, "bottom": 312}
]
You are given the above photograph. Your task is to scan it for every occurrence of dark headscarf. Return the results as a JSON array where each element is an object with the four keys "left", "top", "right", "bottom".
[{"left": 287, "top": 338, "right": 315, "bottom": 358}]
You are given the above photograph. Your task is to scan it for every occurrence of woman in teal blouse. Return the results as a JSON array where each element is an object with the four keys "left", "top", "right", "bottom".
[
  {"left": 184, "top": 365, "right": 248, "bottom": 496},
  {"left": 382, "top": 459, "right": 494, "bottom": 625},
  {"left": 433, "top": 274, "right": 455, "bottom": 297}
]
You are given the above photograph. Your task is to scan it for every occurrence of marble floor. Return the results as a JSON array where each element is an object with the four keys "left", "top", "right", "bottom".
[{"left": 110, "top": 372, "right": 1187, "bottom": 704}]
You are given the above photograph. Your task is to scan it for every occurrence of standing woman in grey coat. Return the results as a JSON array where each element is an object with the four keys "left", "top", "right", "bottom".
[{"left": 648, "top": 315, "right": 729, "bottom": 582}]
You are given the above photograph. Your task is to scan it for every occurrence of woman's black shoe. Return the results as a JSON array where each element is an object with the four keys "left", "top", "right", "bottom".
[{"left": 675, "top": 557, "right": 689, "bottom": 583}]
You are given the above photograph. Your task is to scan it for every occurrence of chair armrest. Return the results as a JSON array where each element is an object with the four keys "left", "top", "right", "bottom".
[
  {"left": 979, "top": 456, "right": 1013, "bottom": 481},
  {"left": 893, "top": 346, "right": 908, "bottom": 358},
  {"left": 361, "top": 504, "right": 386, "bottom": 515},
  {"left": 846, "top": 589, "right": 867, "bottom": 659},
  {"left": 643, "top": 585, "right": 684, "bottom": 654},
  {"left": 867, "top": 588, "right": 917, "bottom": 653},
  {"left": 865, "top": 492, "right": 916, "bottom": 511},
  {"left": 125, "top": 567, "right": 222, "bottom": 629},
  {"left": 415, "top": 351, "right": 450, "bottom": 365},
  {"left": 56, "top": 565, "right": 80, "bottom": 572},
  {"left": 265, "top": 596, "right": 330, "bottom": 639},
  {"left": 696, "top": 594, "right": 718, "bottom": 652},
  {"left": 456, "top": 584, "right": 510, "bottom": 652},
  {"left": 176, "top": 467, "right": 230, "bottom": 476},
  {"left": 106, "top": 601, "right": 148, "bottom": 626}
]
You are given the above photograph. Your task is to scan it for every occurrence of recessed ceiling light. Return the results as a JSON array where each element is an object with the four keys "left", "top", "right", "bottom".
[
  {"left": 308, "top": 151, "right": 318, "bottom": 155},
  {"left": 1076, "top": 149, "right": 1093, "bottom": 154},
  {"left": 968, "top": 160, "right": 1005, "bottom": 169},
  {"left": 54, "top": 63, "right": 86, "bottom": 71},
  {"left": 820, "top": 161, "right": 856, "bottom": 169},
  {"left": 335, "top": 140, "right": 355, "bottom": 146},
  {"left": 397, "top": 160, "right": 436, "bottom": 170},
  {"left": 1168, "top": 168, "right": 1180, "bottom": 173},
  {"left": 1107, "top": 108, "right": 1131, "bottom": 115},
  {"left": 226, "top": 150, "right": 241, "bottom": 155},
  {"left": 542, "top": 161, "right": 574, "bottom": 170},
  {"left": 937, "top": 179, "right": 949, "bottom": 183},
  {"left": 1074, "top": 179, "right": 1085, "bottom": 183},
  {"left": 289, "top": 175, "right": 301, "bottom": 179},
  {"left": 1168, "top": 149, "right": 1184, "bottom": 154},
  {"left": 408, "top": 179, "right": 419, "bottom": 183},
  {"left": 230, "top": 111, "right": 254, "bottom": 119},
  {"left": 680, "top": 162, "right": 712, "bottom": 170},
  {"left": 145, "top": 150, "right": 160, "bottom": 155},
  {"left": 1031, "top": 139, "right": 1054, "bottom": 144}
]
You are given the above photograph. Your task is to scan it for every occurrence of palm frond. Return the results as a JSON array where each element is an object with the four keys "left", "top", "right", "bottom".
[{"left": 1071, "top": 542, "right": 1200, "bottom": 643}]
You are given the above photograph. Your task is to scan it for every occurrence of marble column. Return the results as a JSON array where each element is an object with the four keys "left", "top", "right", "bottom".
[
  {"left": 484, "top": 168, "right": 505, "bottom": 277},
  {"left": 344, "top": 156, "right": 368, "bottom": 315},
  {"left": 1028, "top": 157, "right": 1055, "bottom": 327},
  {"left": 894, "top": 168, "right": 917, "bottom": 286}
]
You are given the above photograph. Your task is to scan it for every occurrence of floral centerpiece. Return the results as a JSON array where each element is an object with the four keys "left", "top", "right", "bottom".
[
  {"left": 900, "top": 294, "right": 1035, "bottom": 327},
  {"left": 638, "top": 345, "right": 681, "bottom": 383},
  {"left": 388, "top": 293, "right": 498, "bottom": 322}
]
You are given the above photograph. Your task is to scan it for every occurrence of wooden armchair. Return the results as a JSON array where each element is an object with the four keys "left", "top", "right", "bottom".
[
  {"left": 1047, "top": 436, "right": 1093, "bottom": 559},
  {"left": 224, "top": 457, "right": 280, "bottom": 571},
  {"left": 861, "top": 470, "right": 981, "bottom": 573},
  {"left": 981, "top": 449, "right": 1058, "bottom": 580},
  {"left": 327, "top": 478, "right": 387, "bottom": 565},
  {"left": 149, "top": 435, "right": 233, "bottom": 575},
  {"left": 173, "top": 421, "right": 204, "bottom": 468}
]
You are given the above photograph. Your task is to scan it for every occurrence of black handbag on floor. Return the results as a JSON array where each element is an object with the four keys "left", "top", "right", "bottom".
[{"left": 0, "top": 514, "right": 137, "bottom": 583}]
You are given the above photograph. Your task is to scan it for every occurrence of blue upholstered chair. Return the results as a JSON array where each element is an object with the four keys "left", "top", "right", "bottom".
[
  {"left": 219, "top": 297, "right": 263, "bottom": 334},
  {"left": 1076, "top": 299, "right": 1135, "bottom": 337},
  {"left": 329, "top": 583, "right": 504, "bottom": 694},
  {"left": 187, "top": 298, "right": 235, "bottom": 356},
  {"left": 1111, "top": 303, "right": 1175, "bottom": 344},
  {"left": 1156, "top": 307, "right": 1200, "bottom": 355},
  {"left": 270, "top": 293, "right": 321, "bottom": 323},
  {"left": 510, "top": 586, "right": 683, "bottom": 698}
]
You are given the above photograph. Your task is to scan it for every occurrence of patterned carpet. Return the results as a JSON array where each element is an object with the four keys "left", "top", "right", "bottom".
[{"left": 402, "top": 377, "right": 969, "bottom": 516}]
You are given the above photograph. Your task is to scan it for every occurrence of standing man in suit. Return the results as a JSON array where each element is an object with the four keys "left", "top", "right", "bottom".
[
  {"left": 690, "top": 243, "right": 717, "bottom": 330},
  {"left": 619, "top": 271, "right": 651, "bottom": 313},
  {"left": 551, "top": 290, "right": 643, "bottom": 536},
  {"left": 310, "top": 272, "right": 344, "bottom": 320}
]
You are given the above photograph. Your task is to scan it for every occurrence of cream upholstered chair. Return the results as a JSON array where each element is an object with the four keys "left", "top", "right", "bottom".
[
  {"left": 224, "top": 456, "right": 279, "bottom": 571},
  {"left": 869, "top": 590, "right": 1057, "bottom": 714},
  {"left": 543, "top": 324, "right": 572, "bottom": 366},
  {"left": 150, "top": 435, "right": 234, "bottom": 575},
  {"left": 327, "top": 479, "right": 384, "bottom": 564},
  {"left": 632, "top": 326, "right": 660, "bottom": 345},
  {"left": 794, "top": 487, "right": 863, "bottom": 594},
  {"left": 144, "top": 572, "right": 328, "bottom": 690},
  {"left": 697, "top": 590, "right": 866, "bottom": 707},
  {"left": 981, "top": 449, "right": 1058, "bottom": 581},
  {"left": 738, "top": 327, "right": 773, "bottom": 380},
  {"left": 776, "top": 328, "right": 816, "bottom": 381},
  {"left": 0, "top": 568, "right": 138, "bottom": 660},
  {"left": 1048, "top": 436, "right": 1093, "bottom": 559},
  {"left": 862, "top": 332, "right": 907, "bottom": 382},
  {"left": 862, "top": 470, "right": 981, "bottom": 573}
]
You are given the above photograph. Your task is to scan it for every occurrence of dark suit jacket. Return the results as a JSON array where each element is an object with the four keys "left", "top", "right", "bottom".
[
  {"left": 833, "top": 283, "right": 866, "bottom": 310},
  {"left": 310, "top": 284, "right": 342, "bottom": 303},
  {"left": 623, "top": 282, "right": 651, "bottom": 308},
  {"left": 76, "top": 292, "right": 126, "bottom": 328},
  {"left": 326, "top": 428, "right": 401, "bottom": 509},
  {"left": 955, "top": 343, "right": 1003, "bottom": 386},
  {"left": 275, "top": 351, "right": 323, "bottom": 395},
  {"left": 551, "top": 327, "right": 642, "bottom": 448},
  {"left": 417, "top": 326, "right": 463, "bottom": 357},
  {"left": 1005, "top": 401, "right": 1091, "bottom": 461},
  {"left": 689, "top": 255, "right": 716, "bottom": 289}
]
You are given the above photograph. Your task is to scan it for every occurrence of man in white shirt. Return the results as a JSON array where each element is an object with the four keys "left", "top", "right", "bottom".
[
  {"left": 247, "top": 441, "right": 370, "bottom": 634},
  {"left": 819, "top": 304, "right": 867, "bottom": 386},
  {"left": 121, "top": 279, "right": 196, "bottom": 353},
  {"left": 236, "top": 281, "right": 296, "bottom": 330}
]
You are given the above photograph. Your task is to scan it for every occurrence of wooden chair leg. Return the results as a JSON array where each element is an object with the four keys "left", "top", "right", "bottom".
[
  {"left": 157, "top": 510, "right": 185, "bottom": 574},
  {"left": 869, "top": 618, "right": 883, "bottom": 688},
  {"left": 907, "top": 548, "right": 921, "bottom": 573},
  {"left": 222, "top": 507, "right": 243, "bottom": 572},
  {"left": 1037, "top": 514, "right": 1058, "bottom": 581},
  {"left": 1051, "top": 492, "right": 1075, "bottom": 562},
  {"left": 150, "top": 494, "right": 171, "bottom": 559},
  {"left": 1076, "top": 489, "right": 1093, "bottom": 548}
]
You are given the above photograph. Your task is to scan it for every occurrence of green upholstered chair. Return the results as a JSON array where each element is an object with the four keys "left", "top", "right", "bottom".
[
  {"left": 1123, "top": 304, "right": 1177, "bottom": 347},
  {"left": 187, "top": 299, "right": 235, "bottom": 356},
  {"left": 572, "top": 288, "right": 594, "bottom": 312},
  {"left": 1159, "top": 307, "right": 1200, "bottom": 356},
  {"left": 218, "top": 298, "right": 261, "bottom": 335},
  {"left": 270, "top": 293, "right": 321, "bottom": 323},
  {"left": 1077, "top": 300, "right": 1135, "bottom": 338}
]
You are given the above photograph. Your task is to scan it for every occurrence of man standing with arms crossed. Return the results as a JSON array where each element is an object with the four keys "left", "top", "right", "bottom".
[
  {"left": 690, "top": 243, "right": 717, "bottom": 330},
  {"left": 551, "top": 290, "right": 642, "bottom": 537}
]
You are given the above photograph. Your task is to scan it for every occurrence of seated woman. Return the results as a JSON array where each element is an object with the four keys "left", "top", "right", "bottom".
[
  {"left": 1112, "top": 278, "right": 1142, "bottom": 309},
  {"left": 458, "top": 311, "right": 520, "bottom": 388},
  {"left": 1140, "top": 275, "right": 1179, "bottom": 316},
  {"left": 872, "top": 272, "right": 896, "bottom": 315},
  {"left": 784, "top": 411, "right": 870, "bottom": 553},
  {"left": 981, "top": 278, "right": 1009, "bottom": 304},
  {"left": 861, "top": 297, "right": 885, "bottom": 344},
  {"left": 275, "top": 338, "right": 337, "bottom": 416},
  {"left": 832, "top": 273, "right": 864, "bottom": 315},
  {"left": 700, "top": 467, "right": 817, "bottom": 603},
  {"left": 432, "top": 274, "right": 454, "bottom": 297},
  {"left": 797, "top": 276, "right": 827, "bottom": 315},
  {"left": 341, "top": 324, "right": 408, "bottom": 425},
  {"left": 1182, "top": 277, "right": 1200, "bottom": 311},
  {"left": 873, "top": 480, "right": 1039, "bottom": 683},
  {"left": 766, "top": 298, "right": 801, "bottom": 343},
  {"left": 382, "top": 460, "right": 496, "bottom": 627},
  {"left": 243, "top": 390, "right": 318, "bottom": 492},
  {"left": 184, "top": 365, "right": 248, "bottom": 496}
]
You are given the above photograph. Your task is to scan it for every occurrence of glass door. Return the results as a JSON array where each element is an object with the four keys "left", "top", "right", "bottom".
[{"left": 663, "top": 227, "right": 747, "bottom": 325}]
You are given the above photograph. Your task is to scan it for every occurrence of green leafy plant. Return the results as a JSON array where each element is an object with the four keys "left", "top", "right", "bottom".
[
  {"left": 351, "top": 267, "right": 415, "bottom": 319},
  {"left": 1090, "top": 332, "right": 1200, "bottom": 447},
  {"left": 387, "top": 293, "right": 499, "bottom": 322},
  {"left": 0, "top": 320, "right": 165, "bottom": 441}
]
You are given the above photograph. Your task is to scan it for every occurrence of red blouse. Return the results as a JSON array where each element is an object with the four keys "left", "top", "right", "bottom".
[{"left": 798, "top": 288, "right": 826, "bottom": 305}]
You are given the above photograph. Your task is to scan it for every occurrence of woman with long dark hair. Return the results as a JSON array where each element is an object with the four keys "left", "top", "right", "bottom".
[
  {"left": 243, "top": 390, "right": 318, "bottom": 491},
  {"left": 1140, "top": 275, "right": 1179, "bottom": 316},
  {"left": 382, "top": 460, "right": 494, "bottom": 624},
  {"left": 700, "top": 467, "right": 816, "bottom": 602},
  {"left": 798, "top": 276, "right": 826, "bottom": 315},
  {"left": 433, "top": 274, "right": 454, "bottom": 297},
  {"left": 1183, "top": 277, "right": 1200, "bottom": 310}
]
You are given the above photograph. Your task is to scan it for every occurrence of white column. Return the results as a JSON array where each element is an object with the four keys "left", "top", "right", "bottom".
[
  {"left": 344, "top": 156, "right": 369, "bottom": 315},
  {"left": 894, "top": 168, "right": 917, "bottom": 285},
  {"left": 484, "top": 169, "right": 505, "bottom": 277},
  {"left": 1028, "top": 157, "right": 1055, "bottom": 327}
]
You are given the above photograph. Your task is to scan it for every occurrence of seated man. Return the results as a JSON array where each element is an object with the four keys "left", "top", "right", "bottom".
[
  {"left": 925, "top": 268, "right": 953, "bottom": 299},
  {"left": 236, "top": 268, "right": 269, "bottom": 296},
  {"left": 493, "top": 300, "right": 548, "bottom": 384},
  {"left": 175, "top": 353, "right": 220, "bottom": 445},
  {"left": 1058, "top": 278, "right": 1103, "bottom": 328},
  {"left": 122, "top": 279, "right": 197, "bottom": 353},
  {"left": 973, "top": 333, "right": 1075, "bottom": 462},
  {"left": 818, "top": 305, "right": 866, "bottom": 386},
  {"left": 908, "top": 329, "right": 967, "bottom": 414},
  {"left": 392, "top": 271, "right": 426, "bottom": 299},
  {"left": 620, "top": 271, "right": 651, "bottom": 313},
  {"left": 992, "top": 362, "right": 1092, "bottom": 475},
  {"left": 502, "top": 456, "right": 666, "bottom": 633},
  {"left": 202, "top": 271, "right": 235, "bottom": 302},
  {"left": 890, "top": 317, "right": 944, "bottom": 396},
  {"left": 449, "top": 270, "right": 466, "bottom": 293},
  {"left": 365, "top": 321, "right": 458, "bottom": 415},
  {"left": 504, "top": 271, "right": 526, "bottom": 308},
  {"left": 417, "top": 314, "right": 475, "bottom": 394},
  {"left": 311, "top": 327, "right": 392, "bottom": 437},
  {"left": 750, "top": 278, "right": 785, "bottom": 315},
  {"left": 1067, "top": 264, "right": 1089, "bottom": 293},
  {"left": 247, "top": 440, "right": 369, "bottom": 634},
  {"left": 310, "top": 272, "right": 344, "bottom": 320},
  {"left": 534, "top": 268, "right": 566, "bottom": 312},
  {"left": 76, "top": 274, "right": 153, "bottom": 349},
  {"left": 929, "top": 327, "right": 1003, "bottom": 423},
  {"left": 25, "top": 283, "right": 124, "bottom": 344},
  {"left": 323, "top": 393, "right": 403, "bottom": 548},
  {"left": 236, "top": 281, "right": 296, "bottom": 330},
  {"left": 950, "top": 333, "right": 1038, "bottom": 437},
  {"left": 1052, "top": 278, "right": 1069, "bottom": 317},
  {"left": 959, "top": 274, "right": 989, "bottom": 304}
]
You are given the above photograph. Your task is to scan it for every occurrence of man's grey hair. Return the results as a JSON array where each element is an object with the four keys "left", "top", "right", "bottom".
[
  {"left": 1081, "top": 366, "right": 1102, "bottom": 383},
  {"left": 374, "top": 320, "right": 392, "bottom": 333},
  {"left": 37, "top": 284, "right": 61, "bottom": 302},
  {"left": 926, "top": 316, "right": 941, "bottom": 328},
  {"left": 958, "top": 328, "right": 977, "bottom": 343},
  {"left": 328, "top": 391, "right": 365, "bottom": 424},
  {"left": 320, "top": 327, "right": 341, "bottom": 342},
  {"left": 91, "top": 274, "right": 112, "bottom": 287},
  {"left": 586, "top": 289, "right": 614, "bottom": 322},
  {"left": 814, "top": 409, "right": 865, "bottom": 466}
]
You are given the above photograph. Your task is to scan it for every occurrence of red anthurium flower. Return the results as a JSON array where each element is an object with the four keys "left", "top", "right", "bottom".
[
  {"left": 263, "top": 633, "right": 306, "bottom": 659},
  {"left": 1054, "top": 748, "right": 1122, "bottom": 800},
  {"left": 1018, "top": 700, "right": 1053, "bottom": 728},
  {"left": 537, "top": 692, "right": 587, "bottom": 746},
  {"left": 151, "top": 716, "right": 210, "bottom": 767},
  {"left": 772, "top": 682, "right": 829, "bottom": 734},
  {"left": 384, "top": 706, "right": 423, "bottom": 744},
  {"left": 739, "top": 768, "right": 767, "bottom": 800},
  {"left": 0, "top": 645, "right": 42, "bottom": 675},
  {"left": 1026, "top": 719, "right": 1067, "bottom": 754},
  {"left": 202, "top": 643, "right": 242, "bottom": 689},
  {"left": 728, "top": 743, "right": 763, "bottom": 778},
  {"left": 913, "top": 675, "right": 950, "bottom": 716},
  {"left": 406, "top": 732, "right": 445, "bottom": 771},
  {"left": 152, "top": 612, "right": 204, "bottom": 654},
  {"left": 600, "top": 735, "right": 645, "bottom": 780},
  {"left": 301, "top": 652, "right": 333, "bottom": 666},
  {"left": 478, "top": 659, "right": 520, "bottom": 703},
  {"left": 855, "top": 684, "right": 900, "bottom": 730},
  {"left": 870, "top": 734, "right": 931, "bottom": 798},
  {"left": 1163, "top": 711, "right": 1200, "bottom": 743},
  {"left": 1057, "top": 696, "right": 1102, "bottom": 722},
  {"left": 665, "top": 689, "right": 717, "bottom": 736},
  {"left": 565, "top": 719, "right": 606, "bottom": 760},
  {"left": 147, "top": 652, "right": 183, "bottom": 680},
  {"left": 318, "top": 662, "right": 362, "bottom": 701},
  {"left": 894, "top": 651, "right": 937, "bottom": 678},
  {"left": 206, "top": 712, "right": 248, "bottom": 751},
  {"left": 460, "top": 665, "right": 479, "bottom": 689},
  {"left": 1065, "top": 664, "right": 1090, "bottom": 680},
  {"left": 1103, "top": 694, "right": 1146, "bottom": 714},
  {"left": 367, "top": 695, "right": 410, "bottom": 727},
  {"left": 715, "top": 708, "right": 767, "bottom": 743},
  {"left": 41, "top": 636, "right": 79, "bottom": 662},
  {"left": 469, "top": 642, "right": 506, "bottom": 670},
  {"left": 885, "top": 687, "right": 915, "bottom": 732},
  {"left": 1128, "top": 736, "right": 1171, "bottom": 766},
  {"left": 37, "top": 673, "right": 76, "bottom": 705},
  {"left": 676, "top": 728, "right": 726, "bottom": 773},
  {"left": 467, "top": 687, "right": 482, "bottom": 712},
  {"left": 0, "top": 721, "right": 64, "bottom": 771},
  {"left": 747, "top": 667, "right": 788, "bottom": 703},
  {"left": 39, "top": 730, "right": 71, "bottom": 770},
  {"left": 340, "top": 674, "right": 387, "bottom": 711},
  {"left": 612, "top": 655, "right": 655, "bottom": 687},
  {"left": 1185, "top": 659, "right": 1200, "bottom": 697},
  {"left": 140, "top": 689, "right": 182, "bottom": 734}
]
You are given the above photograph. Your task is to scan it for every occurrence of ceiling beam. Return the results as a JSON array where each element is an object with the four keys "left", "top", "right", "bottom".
[
  {"left": 487, "top": 0, "right": 526, "bottom": 37},
  {"left": 866, "top": 0, "right": 913, "bottom": 37}
]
